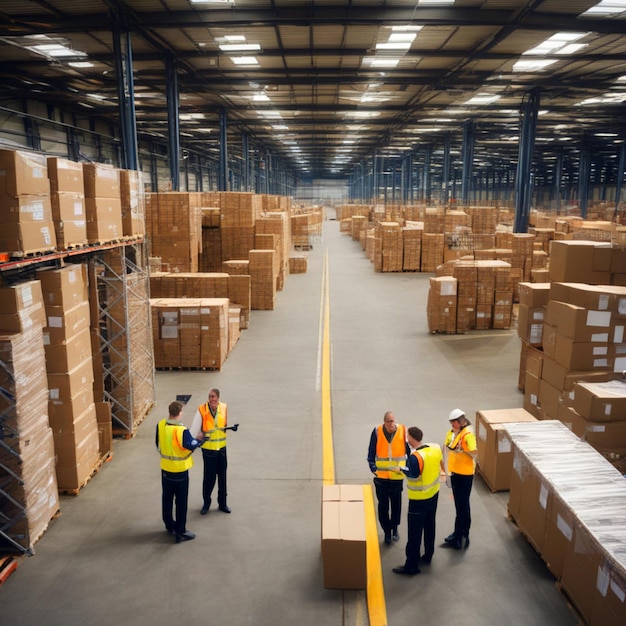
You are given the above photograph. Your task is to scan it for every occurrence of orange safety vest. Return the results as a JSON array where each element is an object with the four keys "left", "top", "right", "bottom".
[
  {"left": 445, "top": 426, "right": 476, "bottom": 475},
  {"left": 407, "top": 444, "right": 443, "bottom": 500},
  {"left": 199, "top": 402, "right": 228, "bottom": 451},
  {"left": 374, "top": 424, "right": 407, "bottom": 480},
  {"left": 158, "top": 419, "right": 193, "bottom": 472}
]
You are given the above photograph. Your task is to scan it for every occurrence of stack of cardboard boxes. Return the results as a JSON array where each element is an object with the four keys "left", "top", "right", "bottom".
[
  {"left": 119, "top": 169, "right": 145, "bottom": 238},
  {"left": 255, "top": 212, "right": 290, "bottom": 290},
  {"left": 506, "top": 420, "right": 626, "bottom": 626},
  {"left": 402, "top": 225, "right": 422, "bottom": 271},
  {"left": 220, "top": 192, "right": 259, "bottom": 262},
  {"left": 0, "top": 149, "right": 56, "bottom": 256},
  {"left": 83, "top": 163, "right": 123, "bottom": 244},
  {"left": 427, "top": 276, "right": 457, "bottom": 333},
  {"left": 39, "top": 265, "right": 101, "bottom": 491},
  {"left": 374, "top": 221, "right": 403, "bottom": 272},
  {"left": 47, "top": 157, "right": 88, "bottom": 249},
  {"left": 421, "top": 233, "right": 445, "bottom": 272},
  {"left": 151, "top": 298, "right": 229, "bottom": 370},
  {"left": 249, "top": 249, "right": 277, "bottom": 310},
  {"left": 0, "top": 281, "right": 59, "bottom": 553}
]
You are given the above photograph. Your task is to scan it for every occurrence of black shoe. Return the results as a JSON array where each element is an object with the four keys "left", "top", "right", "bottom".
[
  {"left": 218, "top": 505, "right": 231, "bottom": 514},
  {"left": 176, "top": 530, "right": 196, "bottom": 543},
  {"left": 200, "top": 505, "right": 209, "bottom": 515},
  {"left": 444, "top": 533, "right": 457, "bottom": 543},
  {"left": 442, "top": 538, "right": 462, "bottom": 550},
  {"left": 392, "top": 529, "right": 400, "bottom": 542},
  {"left": 384, "top": 531, "right": 392, "bottom": 545},
  {"left": 421, "top": 555, "right": 432, "bottom": 564},
  {"left": 392, "top": 566, "right": 420, "bottom": 576}
]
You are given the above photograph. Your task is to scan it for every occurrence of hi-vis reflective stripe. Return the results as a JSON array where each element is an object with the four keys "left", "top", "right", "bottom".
[
  {"left": 160, "top": 451, "right": 192, "bottom": 461},
  {"left": 376, "top": 456, "right": 406, "bottom": 463},
  {"left": 407, "top": 477, "right": 439, "bottom": 491}
]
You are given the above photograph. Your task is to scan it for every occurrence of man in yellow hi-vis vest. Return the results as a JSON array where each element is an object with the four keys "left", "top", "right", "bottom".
[
  {"left": 392, "top": 426, "right": 444, "bottom": 576},
  {"left": 155, "top": 401, "right": 203, "bottom": 543},
  {"left": 190, "top": 388, "right": 238, "bottom": 515},
  {"left": 367, "top": 411, "right": 410, "bottom": 545}
]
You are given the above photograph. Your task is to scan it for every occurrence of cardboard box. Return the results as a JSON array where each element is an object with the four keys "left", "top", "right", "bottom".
[
  {"left": 37, "top": 264, "right": 89, "bottom": 308},
  {"left": 85, "top": 197, "right": 123, "bottom": 242},
  {"left": 538, "top": 378, "right": 562, "bottom": 419},
  {"left": 321, "top": 499, "right": 367, "bottom": 590},
  {"left": 572, "top": 380, "right": 626, "bottom": 422},
  {"left": 43, "top": 326, "right": 92, "bottom": 374},
  {"left": 0, "top": 195, "right": 53, "bottom": 224},
  {"left": 95, "top": 401, "right": 113, "bottom": 458},
  {"left": 516, "top": 463, "right": 551, "bottom": 554},
  {"left": 43, "top": 300, "right": 91, "bottom": 345},
  {"left": 518, "top": 282, "right": 550, "bottom": 308},
  {"left": 82, "top": 163, "right": 120, "bottom": 198},
  {"left": 47, "top": 157, "right": 85, "bottom": 194},
  {"left": 0, "top": 148, "right": 50, "bottom": 198},
  {"left": 0, "top": 220, "right": 56, "bottom": 254},
  {"left": 554, "top": 334, "right": 610, "bottom": 371},
  {"left": 0, "top": 280, "right": 46, "bottom": 333},
  {"left": 590, "top": 559, "right": 626, "bottom": 626},
  {"left": 47, "top": 358, "right": 95, "bottom": 400},
  {"left": 545, "top": 300, "right": 611, "bottom": 342},
  {"left": 476, "top": 408, "right": 538, "bottom": 491}
]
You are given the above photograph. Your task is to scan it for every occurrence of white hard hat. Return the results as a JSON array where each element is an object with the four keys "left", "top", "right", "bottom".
[{"left": 448, "top": 408, "right": 465, "bottom": 421}]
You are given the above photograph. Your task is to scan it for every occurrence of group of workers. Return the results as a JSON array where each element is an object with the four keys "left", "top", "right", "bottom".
[
  {"left": 155, "top": 388, "right": 236, "bottom": 544},
  {"left": 155, "top": 390, "right": 477, "bottom": 576},
  {"left": 367, "top": 409, "right": 477, "bottom": 576}
]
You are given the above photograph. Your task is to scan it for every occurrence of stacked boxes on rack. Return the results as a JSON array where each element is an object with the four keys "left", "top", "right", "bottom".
[
  {"left": 83, "top": 163, "right": 123, "bottom": 244},
  {"left": 0, "top": 149, "right": 56, "bottom": 255},
  {"left": 38, "top": 264, "right": 101, "bottom": 491},
  {"left": 119, "top": 169, "right": 145, "bottom": 237},
  {"left": 47, "top": 157, "right": 87, "bottom": 249},
  {"left": 0, "top": 280, "right": 59, "bottom": 553},
  {"left": 151, "top": 297, "right": 229, "bottom": 370},
  {"left": 506, "top": 421, "right": 626, "bottom": 626}
]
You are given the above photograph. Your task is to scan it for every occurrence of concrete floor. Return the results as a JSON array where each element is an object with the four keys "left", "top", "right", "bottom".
[{"left": 1, "top": 212, "right": 578, "bottom": 626}]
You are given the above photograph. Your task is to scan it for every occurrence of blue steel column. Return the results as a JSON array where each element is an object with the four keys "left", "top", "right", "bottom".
[
  {"left": 164, "top": 52, "right": 180, "bottom": 191},
  {"left": 555, "top": 148, "right": 563, "bottom": 214},
  {"left": 514, "top": 88, "right": 540, "bottom": 233},
  {"left": 242, "top": 132, "right": 250, "bottom": 192},
  {"left": 113, "top": 27, "right": 139, "bottom": 172},
  {"left": 442, "top": 133, "right": 450, "bottom": 205},
  {"left": 461, "top": 121, "right": 475, "bottom": 206},
  {"left": 423, "top": 144, "right": 432, "bottom": 204},
  {"left": 613, "top": 142, "right": 625, "bottom": 217},
  {"left": 578, "top": 135, "right": 591, "bottom": 219},
  {"left": 218, "top": 107, "right": 228, "bottom": 191}
]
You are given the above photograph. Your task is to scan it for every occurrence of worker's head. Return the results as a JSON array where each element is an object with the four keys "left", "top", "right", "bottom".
[
  {"left": 169, "top": 401, "right": 183, "bottom": 420},
  {"left": 448, "top": 408, "right": 468, "bottom": 432},
  {"left": 383, "top": 411, "right": 396, "bottom": 434},
  {"left": 208, "top": 388, "right": 220, "bottom": 409},
  {"left": 407, "top": 426, "right": 423, "bottom": 449}
]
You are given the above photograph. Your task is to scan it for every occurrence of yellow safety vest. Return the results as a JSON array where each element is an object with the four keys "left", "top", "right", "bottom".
[
  {"left": 375, "top": 424, "right": 407, "bottom": 480},
  {"left": 199, "top": 402, "right": 228, "bottom": 451},
  {"left": 407, "top": 444, "right": 443, "bottom": 500},
  {"left": 158, "top": 419, "right": 193, "bottom": 472},
  {"left": 445, "top": 427, "right": 476, "bottom": 475}
]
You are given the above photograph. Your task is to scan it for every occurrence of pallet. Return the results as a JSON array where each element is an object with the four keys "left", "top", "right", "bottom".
[
  {"left": 8, "top": 247, "right": 56, "bottom": 259},
  {"left": 58, "top": 452, "right": 111, "bottom": 496},
  {"left": 155, "top": 366, "right": 221, "bottom": 372},
  {"left": 0, "top": 556, "right": 19, "bottom": 585}
]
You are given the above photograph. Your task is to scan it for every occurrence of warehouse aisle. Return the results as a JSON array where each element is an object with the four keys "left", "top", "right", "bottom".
[{"left": 1, "top": 213, "right": 577, "bottom": 626}]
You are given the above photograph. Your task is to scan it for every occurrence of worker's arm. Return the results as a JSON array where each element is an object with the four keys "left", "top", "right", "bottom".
[
  {"left": 400, "top": 453, "right": 421, "bottom": 479},
  {"left": 367, "top": 429, "right": 378, "bottom": 474},
  {"left": 189, "top": 409, "right": 203, "bottom": 440},
  {"left": 181, "top": 428, "right": 203, "bottom": 451}
]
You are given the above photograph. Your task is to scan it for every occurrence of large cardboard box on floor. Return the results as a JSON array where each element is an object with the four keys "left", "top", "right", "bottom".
[
  {"left": 476, "top": 408, "right": 538, "bottom": 491},
  {"left": 321, "top": 485, "right": 366, "bottom": 590}
]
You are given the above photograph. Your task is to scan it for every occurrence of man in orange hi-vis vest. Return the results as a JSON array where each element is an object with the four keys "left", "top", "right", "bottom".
[
  {"left": 367, "top": 411, "right": 410, "bottom": 545},
  {"left": 190, "top": 388, "right": 239, "bottom": 515}
]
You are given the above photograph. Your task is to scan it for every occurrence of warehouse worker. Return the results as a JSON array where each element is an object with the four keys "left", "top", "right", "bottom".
[
  {"left": 190, "top": 388, "right": 235, "bottom": 515},
  {"left": 442, "top": 408, "right": 477, "bottom": 550},
  {"left": 367, "top": 411, "right": 410, "bottom": 544},
  {"left": 156, "top": 401, "right": 202, "bottom": 543},
  {"left": 393, "top": 427, "right": 444, "bottom": 576}
]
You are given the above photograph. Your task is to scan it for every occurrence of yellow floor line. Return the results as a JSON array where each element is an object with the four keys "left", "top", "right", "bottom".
[
  {"left": 321, "top": 248, "right": 387, "bottom": 624},
  {"left": 363, "top": 484, "right": 388, "bottom": 626}
]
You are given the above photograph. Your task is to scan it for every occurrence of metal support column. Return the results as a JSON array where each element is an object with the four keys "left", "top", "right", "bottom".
[
  {"left": 165, "top": 52, "right": 180, "bottom": 191},
  {"left": 442, "top": 133, "right": 450, "bottom": 205},
  {"left": 514, "top": 88, "right": 540, "bottom": 233},
  {"left": 555, "top": 148, "right": 563, "bottom": 214},
  {"left": 579, "top": 136, "right": 591, "bottom": 219},
  {"left": 424, "top": 144, "right": 432, "bottom": 204},
  {"left": 242, "top": 132, "right": 250, "bottom": 192},
  {"left": 615, "top": 141, "right": 626, "bottom": 219},
  {"left": 218, "top": 108, "right": 228, "bottom": 192},
  {"left": 112, "top": 27, "right": 139, "bottom": 172},
  {"left": 461, "top": 121, "right": 475, "bottom": 206}
]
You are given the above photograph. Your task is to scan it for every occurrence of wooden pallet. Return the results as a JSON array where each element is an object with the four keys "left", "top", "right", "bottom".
[
  {"left": 8, "top": 247, "right": 56, "bottom": 259},
  {"left": 112, "top": 401, "right": 155, "bottom": 439},
  {"left": 0, "top": 556, "right": 19, "bottom": 585}
]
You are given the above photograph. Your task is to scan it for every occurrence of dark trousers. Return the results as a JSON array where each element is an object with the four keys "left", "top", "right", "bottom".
[
  {"left": 202, "top": 447, "right": 228, "bottom": 509},
  {"left": 451, "top": 472, "right": 474, "bottom": 539},
  {"left": 404, "top": 492, "right": 439, "bottom": 572},
  {"left": 373, "top": 478, "right": 403, "bottom": 533},
  {"left": 162, "top": 469, "right": 189, "bottom": 536}
]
